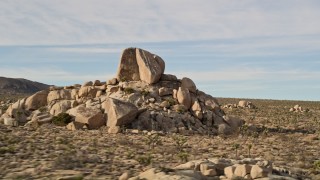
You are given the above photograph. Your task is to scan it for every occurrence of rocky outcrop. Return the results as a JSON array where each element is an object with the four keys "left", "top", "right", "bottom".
[
  {"left": 1, "top": 47, "right": 244, "bottom": 136},
  {"left": 130, "top": 158, "right": 294, "bottom": 180}
]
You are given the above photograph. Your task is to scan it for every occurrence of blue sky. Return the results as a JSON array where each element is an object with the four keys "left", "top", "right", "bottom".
[{"left": 0, "top": 0, "right": 320, "bottom": 101}]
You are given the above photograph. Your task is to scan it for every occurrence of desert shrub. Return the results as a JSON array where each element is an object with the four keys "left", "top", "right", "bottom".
[
  {"left": 38, "top": 106, "right": 48, "bottom": 113},
  {"left": 314, "top": 160, "right": 320, "bottom": 170},
  {"left": 0, "top": 145, "right": 15, "bottom": 154},
  {"left": 172, "top": 135, "right": 188, "bottom": 152},
  {"left": 124, "top": 87, "right": 134, "bottom": 95},
  {"left": 120, "top": 77, "right": 127, "bottom": 82},
  {"left": 52, "top": 113, "right": 73, "bottom": 126},
  {"left": 233, "top": 143, "right": 240, "bottom": 159},
  {"left": 141, "top": 89, "right": 150, "bottom": 96},
  {"left": 165, "top": 97, "right": 176, "bottom": 106},
  {"left": 136, "top": 154, "right": 153, "bottom": 166},
  {"left": 177, "top": 152, "right": 189, "bottom": 162},
  {"left": 145, "top": 134, "right": 162, "bottom": 150},
  {"left": 1, "top": 104, "right": 9, "bottom": 111}
]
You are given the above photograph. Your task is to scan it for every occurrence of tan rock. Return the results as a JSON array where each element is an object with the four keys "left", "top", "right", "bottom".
[
  {"left": 6, "top": 98, "right": 26, "bottom": 117},
  {"left": 174, "top": 162, "right": 195, "bottom": 170},
  {"left": 158, "top": 87, "right": 173, "bottom": 96},
  {"left": 47, "top": 89, "right": 72, "bottom": 103},
  {"left": 160, "top": 101, "right": 170, "bottom": 108},
  {"left": 116, "top": 48, "right": 140, "bottom": 82},
  {"left": 71, "top": 89, "right": 79, "bottom": 99},
  {"left": 93, "top": 80, "right": 102, "bottom": 86},
  {"left": 173, "top": 89, "right": 178, "bottom": 99},
  {"left": 49, "top": 100, "right": 77, "bottom": 116},
  {"left": 107, "top": 85, "right": 119, "bottom": 94},
  {"left": 82, "top": 81, "right": 93, "bottom": 87},
  {"left": 224, "top": 166, "right": 236, "bottom": 179},
  {"left": 108, "top": 126, "right": 121, "bottom": 134},
  {"left": 4, "top": 117, "right": 18, "bottom": 126},
  {"left": 136, "top": 48, "right": 165, "bottom": 84},
  {"left": 238, "top": 100, "right": 248, "bottom": 107},
  {"left": 160, "top": 74, "right": 178, "bottom": 81},
  {"left": 78, "top": 86, "right": 97, "bottom": 98},
  {"left": 25, "top": 90, "right": 49, "bottom": 111},
  {"left": 72, "top": 106, "right": 106, "bottom": 129},
  {"left": 234, "top": 164, "right": 252, "bottom": 177},
  {"left": 107, "top": 78, "right": 118, "bottom": 85},
  {"left": 177, "top": 87, "right": 191, "bottom": 109},
  {"left": 66, "top": 121, "right": 84, "bottom": 131},
  {"left": 105, "top": 98, "right": 138, "bottom": 127},
  {"left": 181, "top": 77, "right": 197, "bottom": 93},
  {"left": 250, "top": 165, "right": 270, "bottom": 179},
  {"left": 96, "top": 90, "right": 103, "bottom": 97},
  {"left": 191, "top": 99, "right": 202, "bottom": 112},
  {"left": 119, "top": 172, "right": 129, "bottom": 180}
]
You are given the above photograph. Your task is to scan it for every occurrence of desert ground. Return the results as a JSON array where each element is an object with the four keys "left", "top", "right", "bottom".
[{"left": 0, "top": 96, "right": 319, "bottom": 180}]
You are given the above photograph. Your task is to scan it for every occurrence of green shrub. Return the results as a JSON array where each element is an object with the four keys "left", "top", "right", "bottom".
[
  {"left": 165, "top": 97, "right": 176, "bottom": 106},
  {"left": 145, "top": 134, "right": 162, "bottom": 150},
  {"left": 124, "top": 87, "right": 134, "bottom": 95},
  {"left": 136, "top": 154, "right": 152, "bottom": 166},
  {"left": 141, "top": 89, "right": 150, "bottom": 96},
  {"left": 314, "top": 160, "right": 320, "bottom": 170},
  {"left": 52, "top": 113, "right": 73, "bottom": 126}
]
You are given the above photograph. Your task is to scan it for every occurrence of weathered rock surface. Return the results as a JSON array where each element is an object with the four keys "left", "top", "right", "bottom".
[
  {"left": 116, "top": 48, "right": 140, "bottom": 82},
  {"left": 69, "top": 106, "right": 105, "bottom": 129},
  {"left": 49, "top": 100, "right": 77, "bottom": 116},
  {"left": 181, "top": 77, "right": 197, "bottom": 93},
  {"left": 47, "top": 89, "right": 72, "bottom": 103},
  {"left": 25, "top": 90, "right": 49, "bottom": 110},
  {"left": 177, "top": 87, "right": 192, "bottom": 109},
  {"left": 136, "top": 48, "right": 165, "bottom": 84},
  {"left": 104, "top": 98, "right": 138, "bottom": 127}
]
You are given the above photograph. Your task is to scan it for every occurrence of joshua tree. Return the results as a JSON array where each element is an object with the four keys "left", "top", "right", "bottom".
[
  {"left": 248, "top": 144, "right": 252, "bottom": 158},
  {"left": 233, "top": 143, "right": 240, "bottom": 159}
]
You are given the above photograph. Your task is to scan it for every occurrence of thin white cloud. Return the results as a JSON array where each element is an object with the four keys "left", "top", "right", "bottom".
[
  {"left": 49, "top": 47, "right": 119, "bottom": 54},
  {"left": 173, "top": 68, "right": 320, "bottom": 82},
  {"left": 0, "top": 0, "right": 320, "bottom": 45}
]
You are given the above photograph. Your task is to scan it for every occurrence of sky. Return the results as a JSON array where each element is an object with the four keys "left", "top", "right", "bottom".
[{"left": 0, "top": 0, "right": 320, "bottom": 101}]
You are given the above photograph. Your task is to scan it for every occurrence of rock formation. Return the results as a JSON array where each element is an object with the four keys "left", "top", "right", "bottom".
[{"left": 0, "top": 48, "right": 244, "bottom": 135}]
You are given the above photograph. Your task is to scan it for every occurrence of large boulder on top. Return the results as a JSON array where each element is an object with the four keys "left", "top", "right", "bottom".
[
  {"left": 136, "top": 48, "right": 165, "bottom": 84},
  {"left": 116, "top": 48, "right": 140, "bottom": 82},
  {"left": 25, "top": 90, "right": 49, "bottom": 111},
  {"left": 181, "top": 77, "right": 197, "bottom": 93},
  {"left": 104, "top": 98, "right": 139, "bottom": 127}
]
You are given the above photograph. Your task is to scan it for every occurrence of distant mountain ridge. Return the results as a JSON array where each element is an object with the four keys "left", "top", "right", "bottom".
[{"left": 0, "top": 77, "right": 50, "bottom": 95}]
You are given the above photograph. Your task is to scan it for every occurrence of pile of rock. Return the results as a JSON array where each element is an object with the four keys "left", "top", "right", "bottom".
[
  {"left": 127, "top": 158, "right": 295, "bottom": 180},
  {"left": 238, "top": 100, "right": 256, "bottom": 109},
  {"left": 222, "top": 103, "right": 237, "bottom": 109},
  {"left": 0, "top": 48, "right": 244, "bottom": 135},
  {"left": 222, "top": 100, "right": 256, "bottom": 109},
  {"left": 289, "top": 105, "right": 308, "bottom": 113}
]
